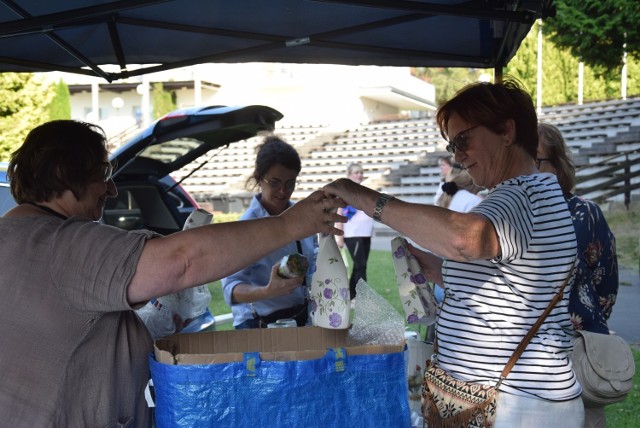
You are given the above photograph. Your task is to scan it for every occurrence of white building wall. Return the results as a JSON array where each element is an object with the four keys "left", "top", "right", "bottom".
[
  {"left": 44, "top": 63, "right": 436, "bottom": 139},
  {"left": 208, "top": 63, "right": 434, "bottom": 128}
]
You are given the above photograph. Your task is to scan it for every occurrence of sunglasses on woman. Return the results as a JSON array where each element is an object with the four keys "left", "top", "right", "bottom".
[
  {"left": 446, "top": 125, "right": 479, "bottom": 155},
  {"left": 102, "top": 161, "right": 117, "bottom": 182}
]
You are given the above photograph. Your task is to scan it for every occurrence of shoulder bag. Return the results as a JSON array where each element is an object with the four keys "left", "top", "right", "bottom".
[
  {"left": 572, "top": 329, "right": 635, "bottom": 406},
  {"left": 422, "top": 267, "right": 574, "bottom": 428}
]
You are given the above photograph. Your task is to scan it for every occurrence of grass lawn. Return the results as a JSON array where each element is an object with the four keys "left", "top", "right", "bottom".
[{"left": 605, "top": 346, "right": 640, "bottom": 426}]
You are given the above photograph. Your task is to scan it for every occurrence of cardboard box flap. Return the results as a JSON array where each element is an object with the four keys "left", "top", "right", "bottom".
[
  {"left": 154, "top": 346, "right": 178, "bottom": 365},
  {"left": 162, "top": 326, "right": 348, "bottom": 354},
  {"left": 153, "top": 327, "right": 404, "bottom": 366}
]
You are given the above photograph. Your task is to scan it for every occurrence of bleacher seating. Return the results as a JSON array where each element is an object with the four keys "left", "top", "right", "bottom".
[
  {"left": 172, "top": 123, "right": 332, "bottom": 196},
  {"left": 539, "top": 98, "right": 640, "bottom": 203},
  {"left": 540, "top": 98, "right": 640, "bottom": 157},
  {"left": 176, "top": 97, "right": 640, "bottom": 209}
]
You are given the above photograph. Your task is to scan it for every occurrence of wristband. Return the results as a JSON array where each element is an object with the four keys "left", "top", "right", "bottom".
[{"left": 372, "top": 193, "right": 395, "bottom": 223}]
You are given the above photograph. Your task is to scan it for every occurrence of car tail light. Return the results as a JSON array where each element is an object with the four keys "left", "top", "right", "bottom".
[{"left": 176, "top": 181, "right": 199, "bottom": 209}]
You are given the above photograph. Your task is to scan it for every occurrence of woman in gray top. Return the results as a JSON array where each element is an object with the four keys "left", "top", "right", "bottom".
[{"left": 0, "top": 120, "right": 344, "bottom": 427}]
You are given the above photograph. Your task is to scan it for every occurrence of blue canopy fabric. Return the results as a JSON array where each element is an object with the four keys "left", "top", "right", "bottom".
[{"left": 0, "top": 0, "right": 554, "bottom": 82}]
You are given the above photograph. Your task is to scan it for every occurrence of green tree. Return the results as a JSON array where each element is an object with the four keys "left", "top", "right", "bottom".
[
  {"left": 504, "top": 23, "right": 541, "bottom": 97},
  {"left": 625, "top": 55, "right": 640, "bottom": 97},
  {"left": 0, "top": 73, "right": 56, "bottom": 161},
  {"left": 542, "top": 38, "right": 579, "bottom": 104},
  {"left": 506, "top": 23, "right": 578, "bottom": 105},
  {"left": 545, "top": 0, "right": 640, "bottom": 70},
  {"left": 48, "top": 80, "right": 71, "bottom": 120},
  {"left": 506, "top": 22, "right": 640, "bottom": 106},
  {"left": 152, "top": 82, "right": 176, "bottom": 119}
]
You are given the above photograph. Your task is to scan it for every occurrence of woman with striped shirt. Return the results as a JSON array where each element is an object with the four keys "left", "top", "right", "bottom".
[{"left": 324, "top": 79, "right": 583, "bottom": 426}]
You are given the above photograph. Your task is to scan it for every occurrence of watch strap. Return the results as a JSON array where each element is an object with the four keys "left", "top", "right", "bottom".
[{"left": 373, "top": 193, "right": 395, "bottom": 223}]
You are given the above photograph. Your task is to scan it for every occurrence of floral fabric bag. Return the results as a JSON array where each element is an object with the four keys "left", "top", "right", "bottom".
[
  {"left": 391, "top": 237, "right": 438, "bottom": 325},
  {"left": 309, "top": 233, "right": 351, "bottom": 329}
]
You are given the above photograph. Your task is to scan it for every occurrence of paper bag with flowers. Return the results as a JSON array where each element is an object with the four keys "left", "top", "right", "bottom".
[{"left": 391, "top": 236, "right": 438, "bottom": 325}]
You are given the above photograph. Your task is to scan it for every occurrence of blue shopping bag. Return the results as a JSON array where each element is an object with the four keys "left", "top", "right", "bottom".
[{"left": 150, "top": 347, "right": 411, "bottom": 427}]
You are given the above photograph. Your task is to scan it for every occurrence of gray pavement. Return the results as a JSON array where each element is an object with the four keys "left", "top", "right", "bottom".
[
  {"left": 372, "top": 232, "right": 640, "bottom": 347},
  {"left": 608, "top": 267, "right": 640, "bottom": 347}
]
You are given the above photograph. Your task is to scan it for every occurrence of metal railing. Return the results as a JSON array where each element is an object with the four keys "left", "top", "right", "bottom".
[
  {"left": 576, "top": 147, "right": 640, "bottom": 208},
  {"left": 107, "top": 123, "right": 142, "bottom": 150},
  {"left": 213, "top": 312, "right": 234, "bottom": 328}
]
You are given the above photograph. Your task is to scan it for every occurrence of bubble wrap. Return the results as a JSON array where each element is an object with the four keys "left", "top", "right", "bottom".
[{"left": 347, "top": 278, "right": 405, "bottom": 347}]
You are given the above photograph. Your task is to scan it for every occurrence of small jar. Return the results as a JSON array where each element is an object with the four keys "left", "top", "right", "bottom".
[{"left": 277, "top": 253, "right": 309, "bottom": 278}]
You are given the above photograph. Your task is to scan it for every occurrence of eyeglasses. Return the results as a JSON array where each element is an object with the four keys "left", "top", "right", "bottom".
[
  {"left": 535, "top": 158, "right": 550, "bottom": 169},
  {"left": 102, "top": 161, "right": 115, "bottom": 183},
  {"left": 446, "top": 125, "right": 479, "bottom": 155},
  {"left": 262, "top": 177, "right": 297, "bottom": 192}
]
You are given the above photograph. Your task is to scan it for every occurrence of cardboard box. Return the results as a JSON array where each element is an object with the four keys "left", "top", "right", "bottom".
[{"left": 154, "top": 326, "right": 404, "bottom": 365}]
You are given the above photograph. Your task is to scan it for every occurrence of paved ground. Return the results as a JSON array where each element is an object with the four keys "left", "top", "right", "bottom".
[
  {"left": 608, "top": 267, "right": 640, "bottom": 347},
  {"left": 372, "top": 232, "right": 640, "bottom": 347}
]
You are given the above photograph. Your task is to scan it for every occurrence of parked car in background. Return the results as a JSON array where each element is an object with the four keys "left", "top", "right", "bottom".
[
  {"left": 1, "top": 162, "right": 197, "bottom": 222},
  {"left": 0, "top": 162, "right": 15, "bottom": 215},
  {"left": 0, "top": 105, "right": 283, "bottom": 232},
  {"left": 106, "top": 104, "right": 282, "bottom": 233}
]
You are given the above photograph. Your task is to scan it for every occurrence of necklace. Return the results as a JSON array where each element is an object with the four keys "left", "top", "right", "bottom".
[{"left": 26, "top": 202, "right": 68, "bottom": 220}]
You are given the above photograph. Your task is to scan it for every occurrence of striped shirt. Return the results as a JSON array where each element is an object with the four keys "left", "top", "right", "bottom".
[{"left": 437, "top": 173, "right": 582, "bottom": 401}]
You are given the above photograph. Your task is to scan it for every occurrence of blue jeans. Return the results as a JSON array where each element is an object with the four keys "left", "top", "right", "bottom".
[
  {"left": 235, "top": 318, "right": 261, "bottom": 329},
  {"left": 493, "top": 392, "right": 584, "bottom": 428}
]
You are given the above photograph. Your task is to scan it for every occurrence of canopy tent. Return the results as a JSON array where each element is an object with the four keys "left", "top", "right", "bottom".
[{"left": 0, "top": 0, "right": 554, "bottom": 82}]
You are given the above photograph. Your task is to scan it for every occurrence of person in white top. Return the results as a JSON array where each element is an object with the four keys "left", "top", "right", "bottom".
[
  {"left": 432, "top": 155, "right": 454, "bottom": 204},
  {"left": 325, "top": 78, "right": 583, "bottom": 426},
  {"left": 436, "top": 165, "right": 483, "bottom": 213},
  {"left": 335, "top": 163, "right": 374, "bottom": 299}
]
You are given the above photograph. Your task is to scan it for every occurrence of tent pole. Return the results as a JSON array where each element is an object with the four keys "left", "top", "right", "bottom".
[{"left": 494, "top": 65, "right": 503, "bottom": 83}]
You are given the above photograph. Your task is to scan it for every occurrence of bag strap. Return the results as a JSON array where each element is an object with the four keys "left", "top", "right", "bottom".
[
  {"left": 296, "top": 240, "right": 307, "bottom": 287},
  {"left": 497, "top": 263, "right": 576, "bottom": 384}
]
